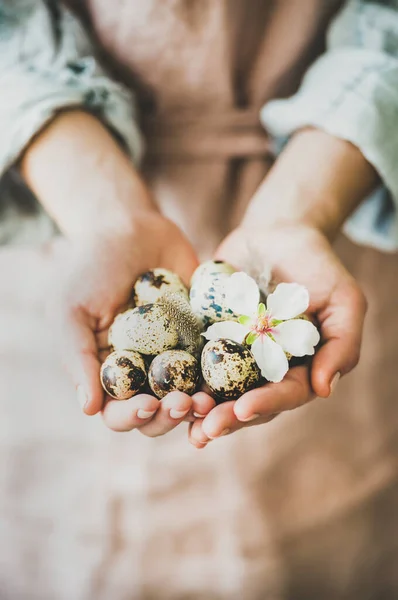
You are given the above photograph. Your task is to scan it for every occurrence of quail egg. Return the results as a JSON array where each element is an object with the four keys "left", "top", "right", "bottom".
[
  {"left": 201, "top": 339, "right": 261, "bottom": 402},
  {"left": 108, "top": 309, "right": 135, "bottom": 350},
  {"left": 148, "top": 349, "right": 200, "bottom": 399},
  {"left": 108, "top": 304, "right": 179, "bottom": 355},
  {"left": 190, "top": 260, "right": 236, "bottom": 287},
  {"left": 100, "top": 350, "right": 147, "bottom": 400},
  {"left": 190, "top": 273, "right": 239, "bottom": 327},
  {"left": 133, "top": 268, "right": 188, "bottom": 306}
]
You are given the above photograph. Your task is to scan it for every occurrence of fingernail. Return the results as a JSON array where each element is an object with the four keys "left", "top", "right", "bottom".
[
  {"left": 329, "top": 372, "right": 341, "bottom": 397},
  {"left": 193, "top": 412, "right": 207, "bottom": 418},
  {"left": 77, "top": 386, "right": 87, "bottom": 411},
  {"left": 137, "top": 409, "right": 156, "bottom": 419},
  {"left": 238, "top": 413, "right": 260, "bottom": 422},
  {"left": 193, "top": 442, "right": 208, "bottom": 450},
  {"left": 170, "top": 408, "right": 189, "bottom": 419}
]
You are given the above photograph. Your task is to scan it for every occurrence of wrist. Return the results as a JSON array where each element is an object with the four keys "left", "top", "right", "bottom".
[
  {"left": 55, "top": 211, "right": 170, "bottom": 297},
  {"left": 67, "top": 210, "right": 168, "bottom": 267},
  {"left": 244, "top": 182, "right": 343, "bottom": 241},
  {"left": 243, "top": 129, "right": 379, "bottom": 241},
  {"left": 21, "top": 110, "right": 157, "bottom": 241}
]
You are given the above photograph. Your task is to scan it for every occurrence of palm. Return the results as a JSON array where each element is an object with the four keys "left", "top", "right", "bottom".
[
  {"left": 52, "top": 214, "right": 199, "bottom": 422},
  {"left": 188, "top": 224, "right": 367, "bottom": 447}
]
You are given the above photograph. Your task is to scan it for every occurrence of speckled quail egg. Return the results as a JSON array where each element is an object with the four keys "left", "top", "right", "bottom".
[
  {"left": 190, "top": 260, "right": 236, "bottom": 287},
  {"left": 108, "top": 309, "right": 135, "bottom": 350},
  {"left": 133, "top": 268, "right": 188, "bottom": 306},
  {"left": 108, "top": 304, "right": 179, "bottom": 355},
  {"left": 148, "top": 350, "right": 200, "bottom": 399},
  {"left": 190, "top": 272, "right": 239, "bottom": 327},
  {"left": 100, "top": 350, "right": 147, "bottom": 400},
  {"left": 201, "top": 339, "right": 261, "bottom": 402}
]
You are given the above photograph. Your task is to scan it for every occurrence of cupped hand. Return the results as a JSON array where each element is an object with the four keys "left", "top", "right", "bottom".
[
  {"left": 49, "top": 212, "right": 214, "bottom": 435},
  {"left": 188, "top": 223, "right": 367, "bottom": 447}
]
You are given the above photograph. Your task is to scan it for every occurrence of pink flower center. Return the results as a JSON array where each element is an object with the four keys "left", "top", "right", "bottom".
[{"left": 254, "top": 314, "right": 274, "bottom": 335}]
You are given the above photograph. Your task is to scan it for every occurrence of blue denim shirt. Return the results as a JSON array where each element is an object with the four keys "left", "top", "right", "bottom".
[
  {"left": 262, "top": 0, "right": 398, "bottom": 251},
  {"left": 0, "top": 0, "right": 142, "bottom": 176}
]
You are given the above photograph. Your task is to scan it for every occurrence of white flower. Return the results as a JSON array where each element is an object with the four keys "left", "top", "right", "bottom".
[{"left": 203, "top": 272, "right": 320, "bottom": 383}]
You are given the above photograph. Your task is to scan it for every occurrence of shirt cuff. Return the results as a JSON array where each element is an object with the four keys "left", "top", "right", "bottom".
[
  {"left": 0, "top": 58, "right": 143, "bottom": 175},
  {"left": 261, "top": 48, "right": 398, "bottom": 251}
]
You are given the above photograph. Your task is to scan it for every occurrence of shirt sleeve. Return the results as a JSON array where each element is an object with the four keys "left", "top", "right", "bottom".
[
  {"left": 0, "top": 0, "right": 143, "bottom": 176},
  {"left": 261, "top": 0, "right": 398, "bottom": 252}
]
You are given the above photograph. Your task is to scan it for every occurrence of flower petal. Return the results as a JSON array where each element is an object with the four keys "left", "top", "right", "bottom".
[
  {"left": 251, "top": 335, "right": 289, "bottom": 383},
  {"left": 266, "top": 283, "right": 309, "bottom": 320},
  {"left": 224, "top": 272, "right": 260, "bottom": 316},
  {"left": 202, "top": 321, "right": 250, "bottom": 344},
  {"left": 273, "top": 319, "right": 320, "bottom": 357}
]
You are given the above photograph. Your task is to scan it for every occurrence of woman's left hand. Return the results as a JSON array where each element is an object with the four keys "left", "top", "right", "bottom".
[{"left": 188, "top": 223, "right": 367, "bottom": 448}]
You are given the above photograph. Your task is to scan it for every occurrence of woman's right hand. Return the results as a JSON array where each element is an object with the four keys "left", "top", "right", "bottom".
[
  {"left": 20, "top": 110, "right": 215, "bottom": 435},
  {"left": 49, "top": 212, "right": 215, "bottom": 435}
]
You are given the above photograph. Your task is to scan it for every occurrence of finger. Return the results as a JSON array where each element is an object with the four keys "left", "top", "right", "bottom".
[
  {"left": 138, "top": 391, "right": 192, "bottom": 437},
  {"left": 200, "top": 401, "right": 242, "bottom": 439},
  {"left": 233, "top": 365, "right": 314, "bottom": 421},
  {"left": 163, "top": 223, "right": 199, "bottom": 286},
  {"left": 96, "top": 328, "right": 111, "bottom": 350},
  {"left": 57, "top": 306, "right": 104, "bottom": 416},
  {"left": 98, "top": 349, "right": 111, "bottom": 363},
  {"left": 189, "top": 404, "right": 279, "bottom": 445},
  {"left": 190, "top": 391, "right": 216, "bottom": 419},
  {"left": 312, "top": 281, "right": 367, "bottom": 397},
  {"left": 184, "top": 390, "right": 215, "bottom": 422},
  {"left": 188, "top": 420, "right": 211, "bottom": 448},
  {"left": 201, "top": 400, "right": 279, "bottom": 439},
  {"left": 101, "top": 394, "right": 160, "bottom": 432}
]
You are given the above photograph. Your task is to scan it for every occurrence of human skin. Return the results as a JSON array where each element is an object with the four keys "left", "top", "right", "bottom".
[
  {"left": 21, "top": 114, "right": 378, "bottom": 442},
  {"left": 21, "top": 110, "right": 215, "bottom": 435},
  {"left": 188, "top": 129, "right": 379, "bottom": 447}
]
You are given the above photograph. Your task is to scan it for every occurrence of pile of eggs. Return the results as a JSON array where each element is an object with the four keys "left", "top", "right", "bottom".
[{"left": 101, "top": 261, "right": 265, "bottom": 403}]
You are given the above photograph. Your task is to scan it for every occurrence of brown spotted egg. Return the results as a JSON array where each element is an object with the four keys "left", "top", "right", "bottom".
[
  {"left": 100, "top": 350, "right": 147, "bottom": 400},
  {"left": 190, "top": 260, "right": 236, "bottom": 287},
  {"left": 108, "top": 304, "right": 179, "bottom": 355},
  {"left": 190, "top": 273, "right": 239, "bottom": 327},
  {"left": 201, "top": 339, "right": 261, "bottom": 402},
  {"left": 148, "top": 350, "right": 200, "bottom": 399},
  {"left": 133, "top": 268, "right": 188, "bottom": 306}
]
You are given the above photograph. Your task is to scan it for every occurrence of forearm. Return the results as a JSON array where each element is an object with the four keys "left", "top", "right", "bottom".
[
  {"left": 21, "top": 110, "right": 155, "bottom": 243},
  {"left": 243, "top": 129, "right": 379, "bottom": 240}
]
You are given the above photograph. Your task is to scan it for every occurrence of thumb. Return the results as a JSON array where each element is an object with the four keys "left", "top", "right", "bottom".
[
  {"left": 214, "top": 230, "right": 250, "bottom": 271},
  {"left": 166, "top": 236, "right": 199, "bottom": 287},
  {"left": 54, "top": 305, "right": 104, "bottom": 415},
  {"left": 312, "top": 280, "right": 367, "bottom": 398}
]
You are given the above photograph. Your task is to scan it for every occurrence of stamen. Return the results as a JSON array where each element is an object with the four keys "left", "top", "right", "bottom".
[{"left": 254, "top": 313, "right": 272, "bottom": 334}]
